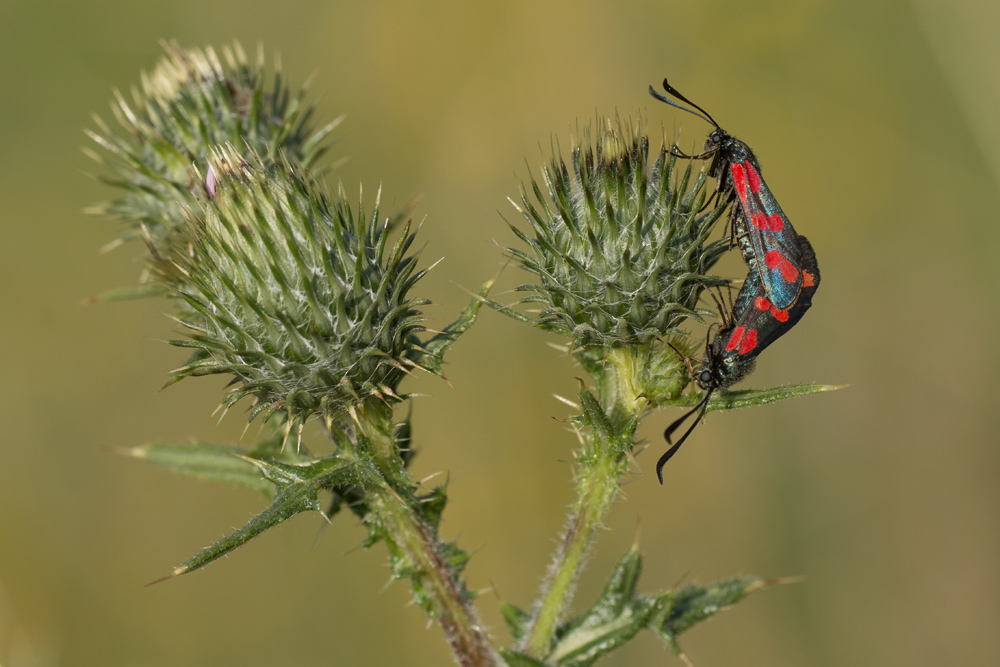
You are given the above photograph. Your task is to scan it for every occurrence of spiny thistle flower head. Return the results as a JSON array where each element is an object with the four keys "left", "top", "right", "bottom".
[
  {"left": 86, "top": 39, "right": 339, "bottom": 257},
  {"left": 506, "top": 115, "right": 730, "bottom": 350},
  {"left": 163, "top": 146, "right": 429, "bottom": 435}
]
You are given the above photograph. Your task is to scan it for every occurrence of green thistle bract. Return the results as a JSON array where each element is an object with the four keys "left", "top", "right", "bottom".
[
  {"left": 165, "top": 146, "right": 428, "bottom": 436},
  {"left": 86, "top": 40, "right": 339, "bottom": 257},
  {"left": 507, "top": 116, "right": 730, "bottom": 349}
]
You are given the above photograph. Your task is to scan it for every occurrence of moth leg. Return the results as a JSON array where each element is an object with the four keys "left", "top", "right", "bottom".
[
  {"left": 665, "top": 341, "right": 698, "bottom": 380},
  {"left": 669, "top": 147, "right": 716, "bottom": 161},
  {"left": 697, "top": 186, "right": 720, "bottom": 213},
  {"left": 700, "top": 281, "right": 729, "bottom": 327},
  {"left": 724, "top": 196, "right": 741, "bottom": 249}
]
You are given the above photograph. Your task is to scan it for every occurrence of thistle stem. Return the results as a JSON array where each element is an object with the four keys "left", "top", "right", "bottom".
[
  {"left": 358, "top": 403, "right": 499, "bottom": 667},
  {"left": 521, "top": 348, "right": 648, "bottom": 658},
  {"left": 521, "top": 442, "right": 626, "bottom": 658}
]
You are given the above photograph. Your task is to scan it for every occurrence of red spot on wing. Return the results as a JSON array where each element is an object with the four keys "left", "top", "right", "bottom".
[
  {"left": 731, "top": 163, "right": 748, "bottom": 203},
  {"left": 779, "top": 261, "right": 799, "bottom": 283},
  {"left": 770, "top": 307, "right": 789, "bottom": 322},
  {"left": 755, "top": 297, "right": 771, "bottom": 311},
  {"left": 745, "top": 163, "right": 762, "bottom": 193},
  {"left": 751, "top": 212, "right": 785, "bottom": 232},
  {"left": 737, "top": 328, "right": 758, "bottom": 355},
  {"left": 726, "top": 326, "right": 746, "bottom": 352},
  {"left": 765, "top": 250, "right": 800, "bottom": 283},
  {"left": 802, "top": 270, "right": 816, "bottom": 288}
]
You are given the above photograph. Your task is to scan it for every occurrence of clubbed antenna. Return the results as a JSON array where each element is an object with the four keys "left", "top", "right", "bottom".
[{"left": 648, "top": 77, "right": 720, "bottom": 129}]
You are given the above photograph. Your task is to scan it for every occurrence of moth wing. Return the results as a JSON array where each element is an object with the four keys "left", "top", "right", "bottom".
[{"left": 731, "top": 161, "right": 804, "bottom": 310}]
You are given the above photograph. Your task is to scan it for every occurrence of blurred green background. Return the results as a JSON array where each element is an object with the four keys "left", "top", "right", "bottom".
[{"left": 1, "top": 0, "right": 998, "bottom": 665}]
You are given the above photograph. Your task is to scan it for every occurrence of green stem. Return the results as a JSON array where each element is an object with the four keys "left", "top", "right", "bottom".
[
  {"left": 521, "top": 349, "right": 649, "bottom": 659},
  {"left": 603, "top": 347, "right": 650, "bottom": 424},
  {"left": 521, "top": 443, "right": 625, "bottom": 658},
  {"left": 358, "top": 403, "right": 499, "bottom": 667}
]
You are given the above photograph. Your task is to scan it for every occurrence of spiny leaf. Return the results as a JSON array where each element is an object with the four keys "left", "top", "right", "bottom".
[
  {"left": 477, "top": 294, "right": 562, "bottom": 331},
  {"left": 528, "top": 547, "right": 775, "bottom": 666},
  {"left": 417, "top": 485, "right": 449, "bottom": 530},
  {"left": 500, "top": 600, "right": 531, "bottom": 643},
  {"left": 395, "top": 412, "right": 415, "bottom": 468},
  {"left": 86, "top": 284, "right": 170, "bottom": 303},
  {"left": 150, "top": 457, "right": 373, "bottom": 582},
  {"left": 119, "top": 441, "right": 274, "bottom": 496},
  {"left": 551, "top": 601, "right": 654, "bottom": 667},
  {"left": 651, "top": 576, "right": 767, "bottom": 653},
  {"left": 242, "top": 453, "right": 370, "bottom": 491},
  {"left": 412, "top": 275, "right": 497, "bottom": 376},
  {"left": 577, "top": 387, "right": 614, "bottom": 439},
  {"left": 583, "top": 542, "right": 642, "bottom": 620},
  {"left": 547, "top": 543, "right": 655, "bottom": 667},
  {"left": 499, "top": 648, "right": 548, "bottom": 667},
  {"left": 661, "top": 383, "right": 846, "bottom": 413},
  {"left": 246, "top": 431, "right": 313, "bottom": 464}
]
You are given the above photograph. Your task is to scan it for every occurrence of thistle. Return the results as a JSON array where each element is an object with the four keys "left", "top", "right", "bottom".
[
  {"left": 92, "top": 46, "right": 840, "bottom": 667},
  {"left": 163, "top": 146, "right": 428, "bottom": 439},
  {"left": 505, "top": 115, "right": 729, "bottom": 351},
  {"left": 85, "top": 40, "right": 339, "bottom": 266},
  {"left": 133, "top": 142, "right": 499, "bottom": 664},
  {"left": 485, "top": 116, "right": 837, "bottom": 664}
]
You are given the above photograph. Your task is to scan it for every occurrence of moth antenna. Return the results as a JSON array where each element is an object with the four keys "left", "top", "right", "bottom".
[
  {"left": 649, "top": 85, "right": 717, "bottom": 128},
  {"left": 658, "top": 78, "right": 721, "bottom": 129},
  {"left": 657, "top": 390, "right": 713, "bottom": 483}
]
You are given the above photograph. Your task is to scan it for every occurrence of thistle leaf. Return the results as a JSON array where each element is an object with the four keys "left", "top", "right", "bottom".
[
  {"left": 412, "top": 275, "right": 496, "bottom": 376},
  {"left": 119, "top": 429, "right": 311, "bottom": 499},
  {"left": 87, "top": 284, "right": 170, "bottom": 303},
  {"left": 500, "top": 600, "right": 532, "bottom": 643},
  {"left": 547, "top": 544, "right": 655, "bottom": 667},
  {"left": 519, "top": 544, "right": 775, "bottom": 666},
  {"left": 151, "top": 456, "right": 374, "bottom": 582},
  {"left": 498, "top": 649, "right": 548, "bottom": 667},
  {"left": 119, "top": 441, "right": 275, "bottom": 496},
  {"left": 660, "top": 383, "right": 846, "bottom": 413},
  {"left": 478, "top": 295, "right": 562, "bottom": 331},
  {"left": 651, "top": 576, "right": 768, "bottom": 655},
  {"left": 576, "top": 387, "right": 615, "bottom": 440}
]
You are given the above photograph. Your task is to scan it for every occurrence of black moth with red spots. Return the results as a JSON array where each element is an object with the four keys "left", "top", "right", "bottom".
[
  {"left": 655, "top": 236, "right": 820, "bottom": 483},
  {"left": 649, "top": 78, "right": 804, "bottom": 311},
  {"left": 648, "top": 77, "right": 821, "bottom": 482}
]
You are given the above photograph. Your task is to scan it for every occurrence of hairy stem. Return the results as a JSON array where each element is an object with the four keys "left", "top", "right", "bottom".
[
  {"left": 521, "top": 440, "right": 626, "bottom": 658},
  {"left": 521, "top": 348, "right": 650, "bottom": 658},
  {"left": 358, "top": 403, "right": 499, "bottom": 667}
]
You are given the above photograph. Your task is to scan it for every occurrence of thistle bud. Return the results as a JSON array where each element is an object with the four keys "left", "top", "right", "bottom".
[
  {"left": 164, "top": 146, "right": 428, "bottom": 433},
  {"left": 87, "top": 40, "right": 339, "bottom": 258},
  {"left": 506, "top": 116, "right": 729, "bottom": 350}
]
